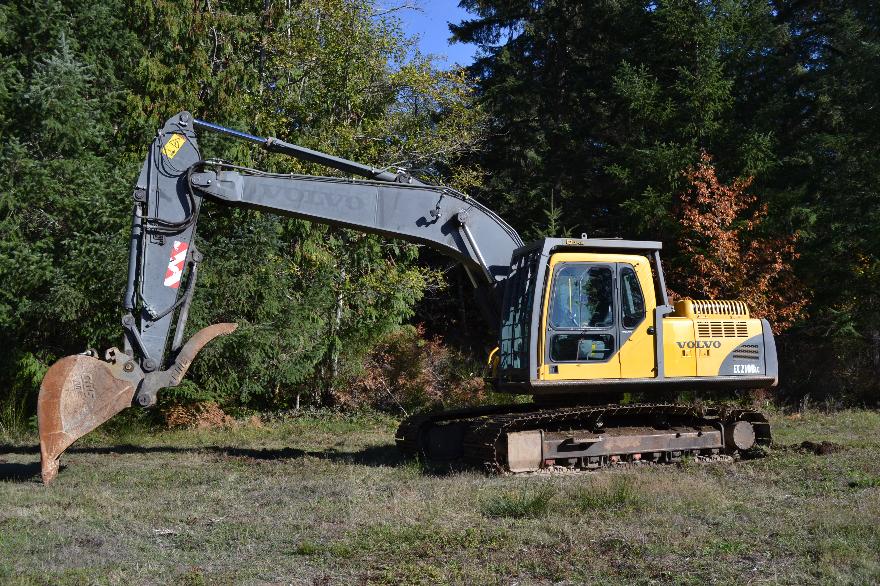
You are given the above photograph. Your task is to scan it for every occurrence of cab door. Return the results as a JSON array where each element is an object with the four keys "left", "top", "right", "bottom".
[
  {"left": 540, "top": 260, "right": 621, "bottom": 380},
  {"left": 538, "top": 254, "right": 659, "bottom": 382},
  {"left": 617, "top": 261, "right": 657, "bottom": 378}
]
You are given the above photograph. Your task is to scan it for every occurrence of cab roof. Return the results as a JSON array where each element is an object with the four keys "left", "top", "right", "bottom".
[{"left": 514, "top": 237, "right": 663, "bottom": 257}]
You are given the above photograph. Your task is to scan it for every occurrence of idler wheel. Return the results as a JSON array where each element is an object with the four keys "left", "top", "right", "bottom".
[{"left": 724, "top": 420, "right": 756, "bottom": 452}]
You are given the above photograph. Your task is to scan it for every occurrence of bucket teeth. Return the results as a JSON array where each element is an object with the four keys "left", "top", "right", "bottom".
[{"left": 37, "top": 354, "right": 139, "bottom": 484}]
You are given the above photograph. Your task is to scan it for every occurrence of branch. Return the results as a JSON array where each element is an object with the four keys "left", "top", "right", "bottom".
[{"left": 372, "top": 2, "right": 422, "bottom": 18}]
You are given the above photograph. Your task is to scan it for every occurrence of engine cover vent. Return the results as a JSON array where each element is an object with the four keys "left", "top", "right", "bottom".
[
  {"left": 688, "top": 300, "right": 749, "bottom": 318},
  {"left": 697, "top": 321, "right": 750, "bottom": 338},
  {"left": 673, "top": 299, "right": 750, "bottom": 319},
  {"left": 732, "top": 344, "right": 761, "bottom": 360}
]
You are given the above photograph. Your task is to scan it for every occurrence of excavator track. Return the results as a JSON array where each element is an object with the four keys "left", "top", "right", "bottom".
[
  {"left": 395, "top": 403, "right": 540, "bottom": 462},
  {"left": 396, "top": 403, "right": 770, "bottom": 473}
]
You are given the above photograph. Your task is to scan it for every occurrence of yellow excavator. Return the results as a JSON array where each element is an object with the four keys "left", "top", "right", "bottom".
[{"left": 37, "top": 113, "right": 776, "bottom": 483}]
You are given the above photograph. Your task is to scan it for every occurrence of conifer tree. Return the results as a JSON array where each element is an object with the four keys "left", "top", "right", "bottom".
[{"left": 0, "top": 0, "right": 486, "bottom": 419}]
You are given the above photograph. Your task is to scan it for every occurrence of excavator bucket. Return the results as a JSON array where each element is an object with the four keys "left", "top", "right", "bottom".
[
  {"left": 38, "top": 353, "right": 139, "bottom": 484},
  {"left": 37, "top": 324, "right": 237, "bottom": 484}
]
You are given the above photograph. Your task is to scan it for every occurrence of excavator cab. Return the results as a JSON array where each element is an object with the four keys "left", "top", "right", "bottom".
[{"left": 491, "top": 238, "right": 778, "bottom": 400}]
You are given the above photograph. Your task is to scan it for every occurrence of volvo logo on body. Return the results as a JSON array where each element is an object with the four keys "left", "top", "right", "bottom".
[
  {"left": 676, "top": 340, "right": 722, "bottom": 349},
  {"left": 261, "top": 182, "right": 367, "bottom": 212}
]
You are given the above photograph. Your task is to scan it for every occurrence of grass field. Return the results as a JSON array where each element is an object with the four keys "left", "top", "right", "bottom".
[{"left": 1, "top": 408, "right": 879, "bottom": 585}]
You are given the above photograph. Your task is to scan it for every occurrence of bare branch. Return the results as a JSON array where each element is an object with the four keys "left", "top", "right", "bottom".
[{"left": 372, "top": 2, "right": 422, "bottom": 18}]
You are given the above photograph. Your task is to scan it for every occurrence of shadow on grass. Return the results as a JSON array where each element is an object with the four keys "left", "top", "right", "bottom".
[
  {"left": 0, "top": 442, "right": 407, "bottom": 482},
  {"left": 0, "top": 460, "right": 41, "bottom": 482},
  {"left": 207, "top": 443, "right": 405, "bottom": 467}
]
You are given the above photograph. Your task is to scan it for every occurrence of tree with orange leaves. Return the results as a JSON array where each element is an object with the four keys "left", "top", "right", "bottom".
[{"left": 672, "top": 152, "right": 808, "bottom": 332}]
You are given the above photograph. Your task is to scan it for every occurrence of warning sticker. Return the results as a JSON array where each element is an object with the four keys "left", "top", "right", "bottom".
[
  {"left": 163, "top": 241, "right": 188, "bottom": 289},
  {"left": 162, "top": 134, "right": 186, "bottom": 159}
]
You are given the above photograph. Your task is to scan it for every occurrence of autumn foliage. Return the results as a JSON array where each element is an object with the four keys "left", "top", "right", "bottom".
[
  {"left": 162, "top": 401, "right": 234, "bottom": 429},
  {"left": 673, "top": 152, "right": 808, "bottom": 331}
]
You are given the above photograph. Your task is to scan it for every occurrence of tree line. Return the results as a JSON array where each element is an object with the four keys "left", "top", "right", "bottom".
[
  {"left": 1, "top": 1, "right": 877, "bottom": 429},
  {"left": 0, "top": 0, "right": 484, "bottom": 427},
  {"left": 452, "top": 0, "right": 879, "bottom": 404}
]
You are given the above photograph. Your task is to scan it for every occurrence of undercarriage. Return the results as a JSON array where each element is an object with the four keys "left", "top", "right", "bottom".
[{"left": 396, "top": 403, "right": 770, "bottom": 473}]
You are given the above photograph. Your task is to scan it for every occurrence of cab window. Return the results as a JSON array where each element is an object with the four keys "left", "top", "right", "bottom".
[
  {"left": 620, "top": 266, "right": 646, "bottom": 330},
  {"left": 548, "top": 265, "right": 614, "bottom": 329},
  {"left": 547, "top": 264, "right": 615, "bottom": 362}
]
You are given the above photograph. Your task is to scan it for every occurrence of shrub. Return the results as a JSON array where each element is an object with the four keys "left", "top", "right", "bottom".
[
  {"left": 341, "top": 324, "right": 489, "bottom": 412},
  {"left": 0, "top": 351, "right": 47, "bottom": 437},
  {"left": 162, "top": 401, "right": 235, "bottom": 429}
]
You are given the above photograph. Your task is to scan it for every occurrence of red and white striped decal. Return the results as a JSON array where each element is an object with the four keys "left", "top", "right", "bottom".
[{"left": 163, "top": 240, "right": 188, "bottom": 289}]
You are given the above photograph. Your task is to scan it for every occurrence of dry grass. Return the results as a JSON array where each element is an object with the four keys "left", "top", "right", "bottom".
[
  {"left": 1, "top": 409, "right": 879, "bottom": 585},
  {"left": 161, "top": 401, "right": 237, "bottom": 429}
]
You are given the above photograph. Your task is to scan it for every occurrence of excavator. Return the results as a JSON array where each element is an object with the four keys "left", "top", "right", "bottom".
[{"left": 37, "top": 112, "right": 777, "bottom": 483}]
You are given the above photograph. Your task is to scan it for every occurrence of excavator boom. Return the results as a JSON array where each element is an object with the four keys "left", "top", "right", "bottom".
[{"left": 37, "top": 112, "right": 522, "bottom": 482}]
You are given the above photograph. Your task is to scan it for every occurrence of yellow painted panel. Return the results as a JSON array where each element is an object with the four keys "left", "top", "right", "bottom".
[
  {"left": 619, "top": 259, "right": 657, "bottom": 378},
  {"left": 662, "top": 318, "right": 697, "bottom": 377},
  {"left": 162, "top": 134, "right": 186, "bottom": 159},
  {"left": 695, "top": 319, "right": 764, "bottom": 376},
  {"left": 540, "top": 360, "right": 620, "bottom": 380}
]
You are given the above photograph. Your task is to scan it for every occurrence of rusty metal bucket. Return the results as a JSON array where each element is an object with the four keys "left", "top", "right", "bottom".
[
  {"left": 37, "top": 323, "right": 237, "bottom": 484},
  {"left": 37, "top": 352, "right": 142, "bottom": 484}
]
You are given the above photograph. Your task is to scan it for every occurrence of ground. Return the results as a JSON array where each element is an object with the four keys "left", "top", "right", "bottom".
[{"left": 1, "top": 408, "right": 878, "bottom": 585}]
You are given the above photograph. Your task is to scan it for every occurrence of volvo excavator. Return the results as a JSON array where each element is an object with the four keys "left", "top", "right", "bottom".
[{"left": 37, "top": 112, "right": 776, "bottom": 483}]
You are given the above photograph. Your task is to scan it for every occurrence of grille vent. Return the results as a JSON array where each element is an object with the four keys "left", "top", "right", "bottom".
[
  {"left": 689, "top": 300, "right": 750, "bottom": 318},
  {"left": 697, "top": 321, "right": 749, "bottom": 338},
  {"left": 732, "top": 344, "right": 760, "bottom": 360}
]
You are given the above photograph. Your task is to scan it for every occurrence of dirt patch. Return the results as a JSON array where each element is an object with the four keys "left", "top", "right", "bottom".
[
  {"left": 780, "top": 440, "right": 845, "bottom": 455},
  {"left": 800, "top": 440, "right": 844, "bottom": 455}
]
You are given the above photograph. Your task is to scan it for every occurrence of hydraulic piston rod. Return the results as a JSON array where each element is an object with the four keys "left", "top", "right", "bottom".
[{"left": 192, "top": 119, "right": 417, "bottom": 184}]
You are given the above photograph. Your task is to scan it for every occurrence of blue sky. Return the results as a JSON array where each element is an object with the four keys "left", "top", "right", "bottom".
[{"left": 389, "top": 1, "right": 479, "bottom": 67}]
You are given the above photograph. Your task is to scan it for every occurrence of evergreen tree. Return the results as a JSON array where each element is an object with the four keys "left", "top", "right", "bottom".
[
  {"left": 0, "top": 0, "right": 486, "bottom": 423},
  {"left": 453, "top": 0, "right": 880, "bottom": 351}
]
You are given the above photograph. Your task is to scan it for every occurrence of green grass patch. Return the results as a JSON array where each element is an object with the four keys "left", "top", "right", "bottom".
[
  {"left": 292, "top": 540, "right": 321, "bottom": 555},
  {"left": 346, "top": 523, "right": 507, "bottom": 556},
  {"left": 701, "top": 538, "right": 751, "bottom": 556},
  {"left": 573, "top": 476, "right": 642, "bottom": 512},
  {"left": 482, "top": 485, "right": 556, "bottom": 519},
  {"left": 848, "top": 471, "right": 880, "bottom": 489}
]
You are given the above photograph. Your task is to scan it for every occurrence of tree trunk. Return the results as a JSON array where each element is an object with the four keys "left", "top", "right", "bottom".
[{"left": 320, "top": 267, "right": 345, "bottom": 407}]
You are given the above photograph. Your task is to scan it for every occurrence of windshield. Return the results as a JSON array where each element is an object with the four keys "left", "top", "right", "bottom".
[{"left": 548, "top": 265, "right": 614, "bottom": 329}]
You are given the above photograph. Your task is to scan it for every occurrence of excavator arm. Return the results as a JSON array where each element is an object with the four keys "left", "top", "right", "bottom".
[{"left": 37, "top": 111, "right": 522, "bottom": 483}]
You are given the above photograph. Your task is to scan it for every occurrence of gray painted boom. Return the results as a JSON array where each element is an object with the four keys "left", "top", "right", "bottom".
[
  {"left": 123, "top": 111, "right": 523, "bottom": 389},
  {"left": 191, "top": 169, "right": 521, "bottom": 284}
]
